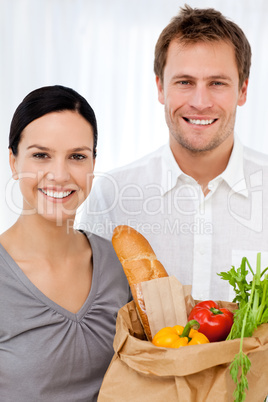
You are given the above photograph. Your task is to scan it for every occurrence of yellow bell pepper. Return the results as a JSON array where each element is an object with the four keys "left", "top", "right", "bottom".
[{"left": 152, "top": 320, "right": 210, "bottom": 348}]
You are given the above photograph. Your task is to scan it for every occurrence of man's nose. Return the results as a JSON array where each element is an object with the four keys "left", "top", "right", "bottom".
[{"left": 188, "top": 85, "right": 213, "bottom": 110}]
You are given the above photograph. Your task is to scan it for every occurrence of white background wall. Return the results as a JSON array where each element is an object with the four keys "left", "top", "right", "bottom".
[{"left": 1, "top": 0, "right": 268, "bottom": 233}]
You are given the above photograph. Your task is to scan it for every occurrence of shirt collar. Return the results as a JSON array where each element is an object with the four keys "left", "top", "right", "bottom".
[
  {"left": 161, "top": 143, "right": 183, "bottom": 194},
  {"left": 160, "top": 137, "right": 248, "bottom": 197},
  {"left": 211, "top": 136, "right": 248, "bottom": 197}
]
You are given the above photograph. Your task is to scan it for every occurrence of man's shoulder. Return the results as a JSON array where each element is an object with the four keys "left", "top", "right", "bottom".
[
  {"left": 111, "top": 144, "right": 168, "bottom": 173},
  {"left": 243, "top": 146, "right": 268, "bottom": 167},
  {"left": 97, "top": 144, "right": 169, "bottom": 185}
]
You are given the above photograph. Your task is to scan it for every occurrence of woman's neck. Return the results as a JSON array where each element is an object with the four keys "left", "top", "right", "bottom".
[{"left": 0, "top": 214, "right": 84, "bottom": 263}]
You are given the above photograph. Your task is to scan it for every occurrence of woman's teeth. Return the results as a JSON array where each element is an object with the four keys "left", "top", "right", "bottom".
[{"left": 40, "top": 189, "right": 73, "bottom": 199}]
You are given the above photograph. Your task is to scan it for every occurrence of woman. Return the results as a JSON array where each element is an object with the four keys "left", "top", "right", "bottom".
[{"left": 0, "top": 85, "right": 131, "bottom": 401}]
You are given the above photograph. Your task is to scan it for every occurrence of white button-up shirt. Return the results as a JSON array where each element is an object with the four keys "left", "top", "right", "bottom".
[{"left": 77, "top": 138, "right": 268, "bottom": 301}]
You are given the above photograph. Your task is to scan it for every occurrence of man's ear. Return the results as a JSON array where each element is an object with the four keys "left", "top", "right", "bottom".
[
  {"left": 9, "top": 149, "right": 18, "bottom": 180},
  {"left": 238, "top": 78, "right": 249, "bottom": 106},
  {"left": 155, "top": 76, "right": 165, "bottom": 105}
]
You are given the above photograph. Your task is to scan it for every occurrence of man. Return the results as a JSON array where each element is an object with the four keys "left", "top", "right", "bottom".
[{"left": 78, "top": 5, "right": 268, "bottom": 301}]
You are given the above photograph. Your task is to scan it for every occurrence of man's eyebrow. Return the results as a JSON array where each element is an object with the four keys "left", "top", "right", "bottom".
[
  {"left": 171, "top": 74, "right": 232, "bottom": 81},
  {"left": 208, "top": 75, "right": 232, "bottom": 81},
  {"left": 171, "top": 74, "right": 194, "bottom": 80}
]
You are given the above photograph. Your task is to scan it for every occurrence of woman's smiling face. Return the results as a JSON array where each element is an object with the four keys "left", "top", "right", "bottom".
[{"left": 10, "top": 110, "right": 95, "bottom": 224}]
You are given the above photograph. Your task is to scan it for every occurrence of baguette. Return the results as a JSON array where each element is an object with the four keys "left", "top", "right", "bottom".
[{"left": 112, "top": 225, "right": 168, "bottom": 340}]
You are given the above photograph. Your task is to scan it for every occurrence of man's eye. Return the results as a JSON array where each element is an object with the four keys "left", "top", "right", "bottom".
[
  {"left": 212, "top": 81, "right": 224, "bottom": 86},
  {"left": 178, "top": 80, "right": 190, "bottom": 85},
  {"left": 33, "top": 153, "right": 48, "bottom": 159},
  {"left": 71, "top": 154, "right": 86, "bottom": 160}
]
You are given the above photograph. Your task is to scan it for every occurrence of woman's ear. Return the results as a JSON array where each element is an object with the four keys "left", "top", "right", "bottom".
[
  {"left": 9, "top": 149, "right": 18, "bottom": 180},
  {"left": 92, "top": 151, "right": 96, "bottom": 177}
]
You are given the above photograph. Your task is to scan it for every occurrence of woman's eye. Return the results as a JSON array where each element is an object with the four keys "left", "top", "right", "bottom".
[
  {"left": 33, "top": 153, "right": 48, "bottom": 159},
  {"left": 71, "top": 154, "right": 86, "bottom": 160}
]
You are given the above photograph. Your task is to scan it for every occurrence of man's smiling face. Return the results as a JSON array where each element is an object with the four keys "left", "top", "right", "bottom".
[{"left": 156, "top": 39, "right": 248, "bottom": 154}]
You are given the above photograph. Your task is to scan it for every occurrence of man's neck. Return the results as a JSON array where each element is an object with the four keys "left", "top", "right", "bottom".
[{"left": 170, "top": 136, "right": 234, "bottom": 195}]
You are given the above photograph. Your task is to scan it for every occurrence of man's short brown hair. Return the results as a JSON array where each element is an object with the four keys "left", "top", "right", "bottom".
[{"left": 154, "top": 5, "right": 251, "bottom": 89}]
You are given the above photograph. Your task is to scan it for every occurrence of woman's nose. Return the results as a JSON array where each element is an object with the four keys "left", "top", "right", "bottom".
[{"left": 47, "top": 160, "right": 70, "bottom": 182}]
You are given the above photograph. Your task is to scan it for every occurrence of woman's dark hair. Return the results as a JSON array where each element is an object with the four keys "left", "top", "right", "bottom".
[{"left": 9, "top": 85, "right": 98, "bottom": 158}]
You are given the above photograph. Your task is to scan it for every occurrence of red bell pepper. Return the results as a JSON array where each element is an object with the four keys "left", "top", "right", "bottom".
[{"left": 188, "top": 300, "right": 234, "bottom": 342}]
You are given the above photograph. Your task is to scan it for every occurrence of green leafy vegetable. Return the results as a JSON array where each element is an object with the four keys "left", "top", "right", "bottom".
[{"left": 218, "top": 253, "right": 268, "bottom": 402}]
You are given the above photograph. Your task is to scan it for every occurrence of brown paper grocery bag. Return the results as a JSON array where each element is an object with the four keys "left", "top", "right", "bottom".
[
  {"left": 98, "top": 301, "right": 268, "bottom": 402},
  {"left": 141, "top": 276, "right": 191, "bottom": 338},
  {"left": 138, "top": 276, "right": 236, "bottom": 338}
]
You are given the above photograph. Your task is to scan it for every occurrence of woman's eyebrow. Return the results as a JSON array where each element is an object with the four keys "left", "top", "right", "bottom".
[
  {"left": 27, "top": 145, "right": 92, "bottom": 152},
  {"left": 27, "top": 144, "right": 50, "bottom": 151},
  {"left": 70, "top": 147, "right": 92, "bottom": 152}
]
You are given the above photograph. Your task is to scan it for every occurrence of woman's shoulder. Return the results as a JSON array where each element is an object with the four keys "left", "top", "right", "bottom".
[
  {"left": 79, "top": 230, "right": 117, "bottom": 261},
  {"left": 80, "top": 230, "right": 113, "bottom": 249},
  {"left": 81, "top": 230, "right": 130, "bottom": 296},
  {"left": 0, "top": 229, "right": 15, "bottom": 257},
  {"left": 81, "top": 230, "right": 124, "bottom": 273}
]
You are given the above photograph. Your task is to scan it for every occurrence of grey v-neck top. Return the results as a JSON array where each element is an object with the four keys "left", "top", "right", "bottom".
[{"left": 0, "top": 232, "right": 131, "bottom": 401}]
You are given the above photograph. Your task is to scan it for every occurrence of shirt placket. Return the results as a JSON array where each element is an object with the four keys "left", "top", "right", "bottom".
[{"left": 191, "top": 186, "right": 213, "bottom": 300}]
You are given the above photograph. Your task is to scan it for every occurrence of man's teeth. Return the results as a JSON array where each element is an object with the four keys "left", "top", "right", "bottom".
[
  {"left": 41, "top": 190, "right": 73, "bottom": 199},
  {"left": 188, "top": 118, "right": 215, "bottom": 125}
]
